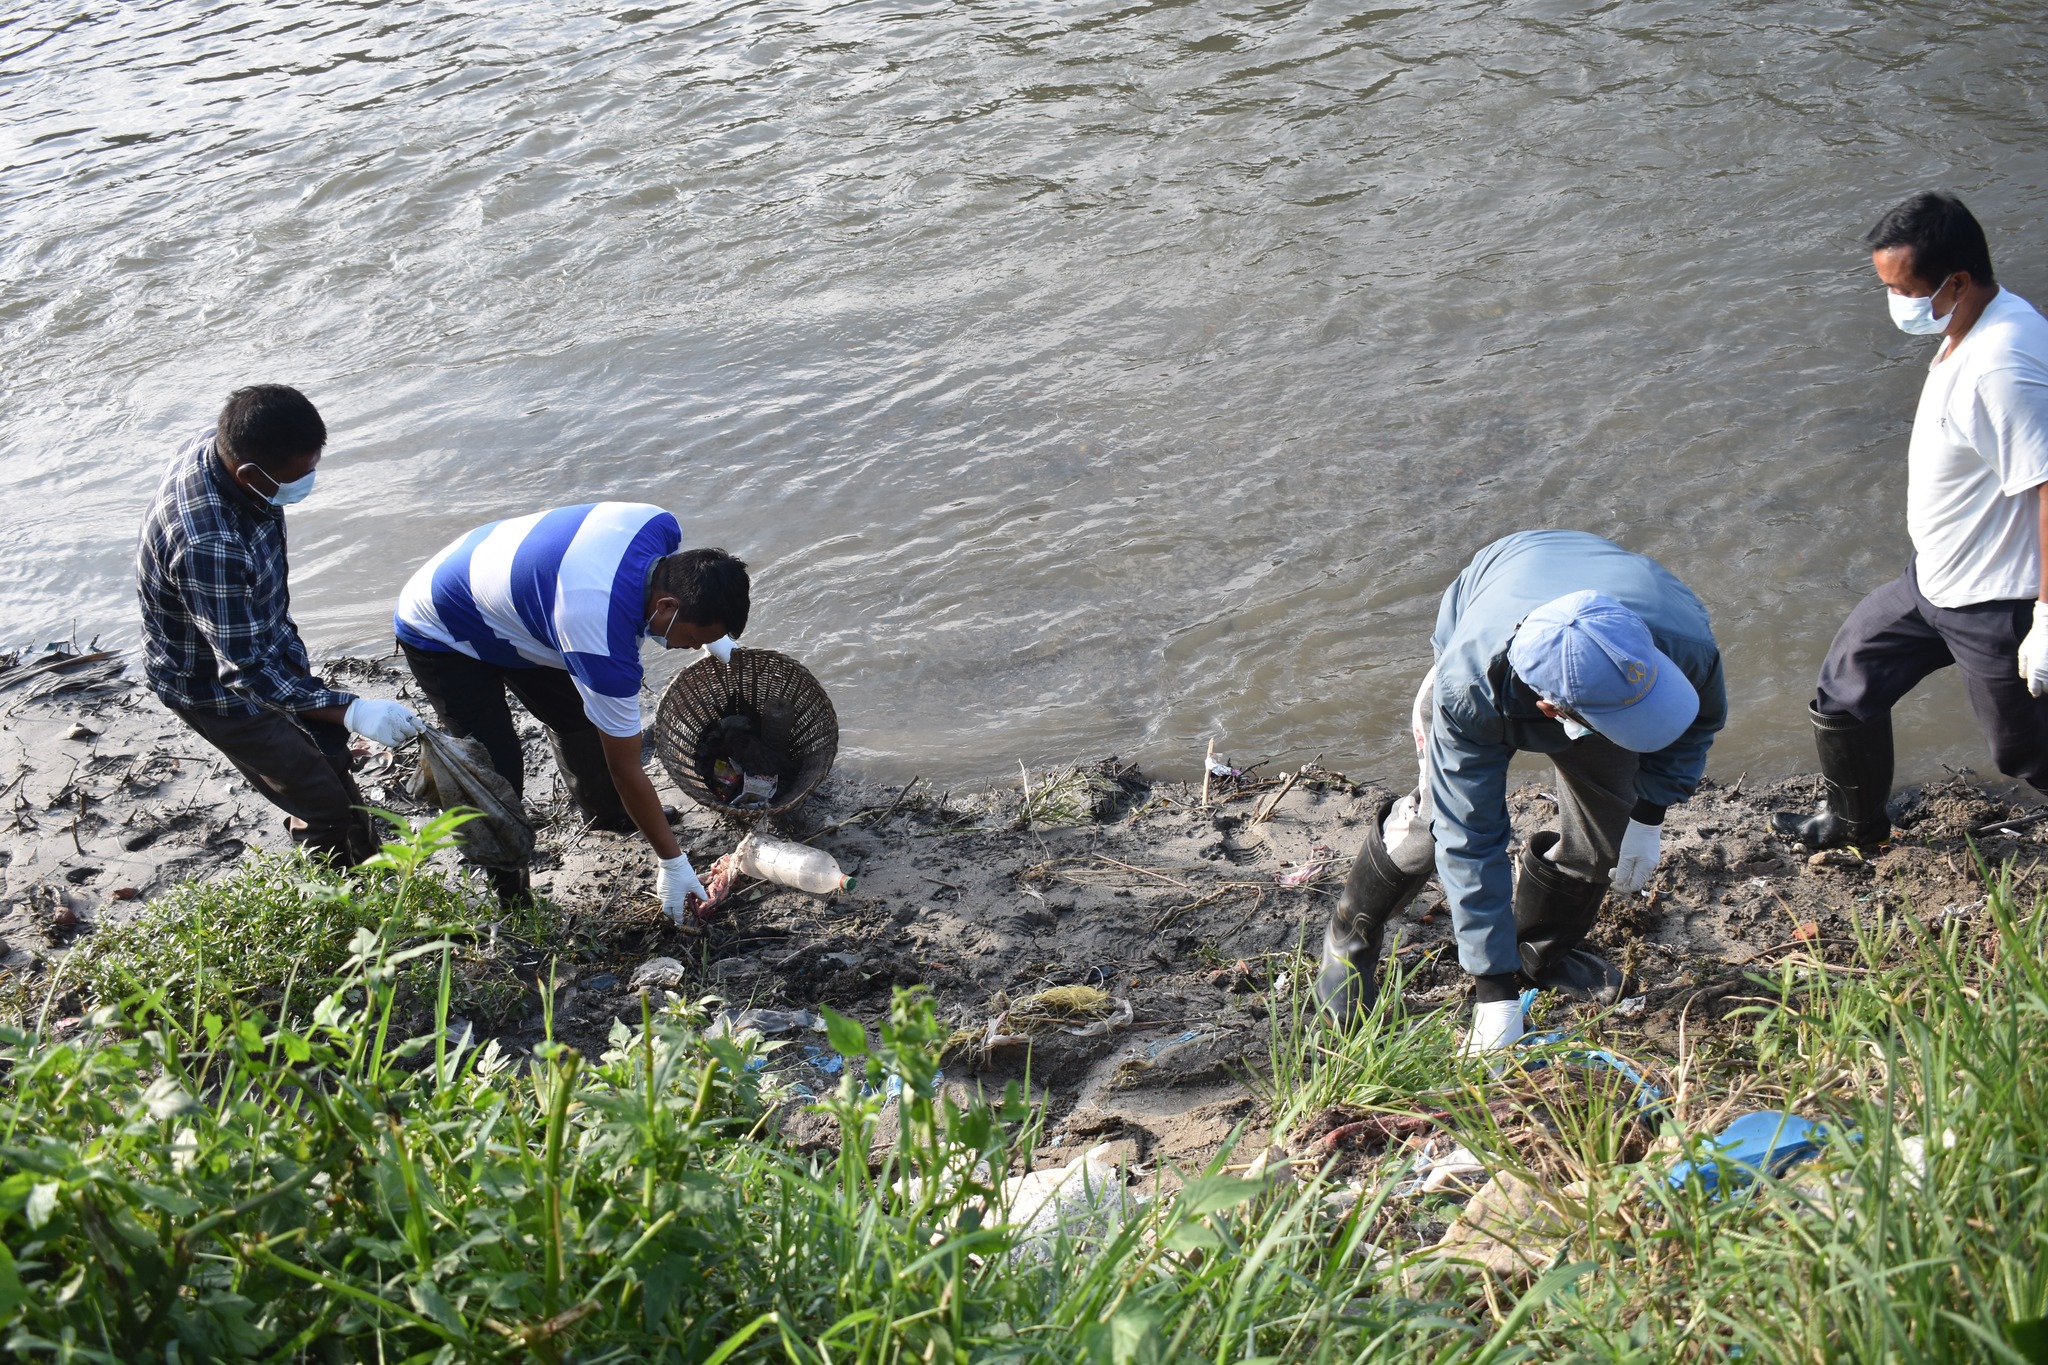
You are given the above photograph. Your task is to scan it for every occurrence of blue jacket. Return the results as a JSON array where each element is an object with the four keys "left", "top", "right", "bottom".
[{"left": 1427, "top": 531, "right": 1725, "bottom": 977}]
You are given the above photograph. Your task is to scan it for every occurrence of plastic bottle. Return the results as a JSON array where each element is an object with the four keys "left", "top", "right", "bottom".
[{"left": 736, "top": 833, "right": 855, "bottom": 895}]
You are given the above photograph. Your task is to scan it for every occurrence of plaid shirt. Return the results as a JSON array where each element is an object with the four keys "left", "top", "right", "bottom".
[{"left": 136, "top": 429, "right": 354, "bottom": 717}]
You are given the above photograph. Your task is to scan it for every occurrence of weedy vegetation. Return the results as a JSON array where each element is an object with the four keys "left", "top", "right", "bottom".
[{"left": 3, "top": 817, "right": 2048, "bottom": 1361}]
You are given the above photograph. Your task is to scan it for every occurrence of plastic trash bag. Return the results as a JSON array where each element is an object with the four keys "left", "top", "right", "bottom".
[{"left": 407, "top": 729, "right": 535, "bottom": 869}]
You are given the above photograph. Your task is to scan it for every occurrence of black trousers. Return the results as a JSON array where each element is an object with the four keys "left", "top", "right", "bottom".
[
  {"left": 399, "top": 643, "right": 631, "bottom": 829},
  {"left": 1815, "top": 562, "right": 2048, "bottom": 791},
  {"left": 174, "top": 706, "right": 374, "bottom": 865}
]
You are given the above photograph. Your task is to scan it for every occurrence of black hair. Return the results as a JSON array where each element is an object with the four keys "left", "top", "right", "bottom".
[
  {"left": 1864, "top": 191, "right": 1995, "bottom": 289},
  {"left": 650, "top": 547, "right": 751, "bottom": 637},
  {"left": 216, "top": 384, "right": 327, "bottom": 471}
]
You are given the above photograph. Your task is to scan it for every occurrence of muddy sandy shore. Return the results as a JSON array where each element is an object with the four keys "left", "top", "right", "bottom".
[{"left": 4, "top": 646, "right": 2044, "bottom": 1171}]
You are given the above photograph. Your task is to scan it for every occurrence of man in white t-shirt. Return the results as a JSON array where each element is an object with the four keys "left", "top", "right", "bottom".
[{"left": 1776, "top": 192, "right": 2048, "bottom": 848}]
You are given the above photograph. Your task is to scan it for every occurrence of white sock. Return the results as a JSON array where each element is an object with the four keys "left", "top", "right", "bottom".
[
  {"left": 1381, "top": 793, "right": 1435, "bottom": 875},
  {"left": 1463, "top": 999, "right": 1524, "bottom": 1055}
]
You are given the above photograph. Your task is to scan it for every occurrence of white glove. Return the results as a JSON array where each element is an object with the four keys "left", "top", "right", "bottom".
[
  {"left": 343, "top": 697, "right": 424, "bottom": 748},
  {"left": 656, "top": 852, "right": 708, "bottom": 923},
  {"left": 1611, "top": 818, "right": 1663, "bottom": 894},
  {"left": 706, "top": 636, "right": 735, "bottom": 664},
  {"left": 2020, "top": 603, "right": 2048, "bottom": 698},
  {"left": 1461, "top": 998, "right": 1525, "bottom": 1055}
]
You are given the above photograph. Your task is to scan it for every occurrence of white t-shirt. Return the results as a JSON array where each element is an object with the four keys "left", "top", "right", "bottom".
[{"left": 1907, "top": 288, "right": 2048, "bottom": 608}]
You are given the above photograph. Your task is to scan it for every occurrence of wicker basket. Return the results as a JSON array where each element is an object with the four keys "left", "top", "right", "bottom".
[{"left": 652, "top": 647, "right": 839, "bottom": 824}]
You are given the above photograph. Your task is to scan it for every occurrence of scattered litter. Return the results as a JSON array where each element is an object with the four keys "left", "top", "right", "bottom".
[
  {"left": 685, "top": 852, "right": 741, "bottom": 919},
  {"left": 707, "top": 1007, "right": 823, "bottom": 1039},
  {"left": 1273, "top": 844, "right": 1337, "bottom": 887},
  {"left": 1002, "top": 1142, "right": 1139, "bottom": 1255},
  {"left": 62, "top": 723, "right": 98, "bottom": 741},
  {"left": 629, "top": 957, "right": 688, "bottom": 991},
  {"left": 1792, "top": 920, "right": 1820, "bottom": 943},
  {"left": 734, "top": 832, "right": 853, "bottom": 894},
  {"left": 1206, "top": 757, "right": 1240, "bottom": 778},
  {"left": 584, "top": 973, "right": 619, "bottom": 992},
  {"left": 800, "top": 1045, "right": 845, "bottom": 1075},
  {"left": 977, "top": 985, "right": 1135, "bottom": 1051},
  {"left": 1667, "top": 1111, "right": 1831, "bottom": 1195},
  {"left": 111, "top": 887, "right": 140, "bottom": 902},
  {"left": 1518, "top": 1034, "right": 1667, "bottom": 1116},
  {"left": 1388, "top": 1136, "right": 1490, "bottom": 1197},
  {"left": 1411, "top": 1170, "right": 1577, "bottom": 1286},
  {"left": 1420, "top": 1143, "right": 1488, "bottom": 1194},
  {"left": 874, "top": 1068, "right": 944, "bottom": 1101},
  {"left": 1611, "top": 994, "right": 1646, "bottom": 1018},
  {"left": 1144, "top": 1029, "right": 1206, "bottom": 1060},
  {"left": 1207, "top": 959, "right": 1257, "bottom": 991}
]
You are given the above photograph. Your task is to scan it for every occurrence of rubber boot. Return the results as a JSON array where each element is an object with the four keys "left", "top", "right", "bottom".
[
  {"left": 1514, "top": 832, "right": 1628, "bottom": 1005},
  {"left": 1769, "top": 705, "right": 1893, "bottom": 850},
  {"left": 1317, "top": 797, "right": 1431, "bottom": 1028},
  {"left": 487, "top": 864, "right": 531, "bottom": 910}
]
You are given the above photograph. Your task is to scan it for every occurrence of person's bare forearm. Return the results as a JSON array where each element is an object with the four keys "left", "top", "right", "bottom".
[
  {"left": 2037, "top": 489, "right": 2048, "bottom": 602},
  {"left": 600, "top": 733, "right": 680, "bottom": 859}
]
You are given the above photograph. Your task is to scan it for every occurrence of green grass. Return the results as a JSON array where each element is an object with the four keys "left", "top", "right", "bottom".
[
  {"left": 5, "top": 820, "right": 2048, "bottom": 1361},
  {"left": 50, "top": 810, "right": 555, "bottom": 1033}
]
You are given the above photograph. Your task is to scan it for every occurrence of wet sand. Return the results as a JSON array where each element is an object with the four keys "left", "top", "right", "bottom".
[{"left": 4, "top": 646, "right": 2042, "bottom": 1171}]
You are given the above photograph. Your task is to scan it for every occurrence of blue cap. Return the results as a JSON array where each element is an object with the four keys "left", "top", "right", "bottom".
[{"left": 1507, "top": 590, "right": 1699, "bottom": 753}]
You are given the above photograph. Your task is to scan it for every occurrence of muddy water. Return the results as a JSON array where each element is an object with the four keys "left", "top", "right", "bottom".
[{"left": 3, "top": 1, "right": 2046, "bottom": 784}]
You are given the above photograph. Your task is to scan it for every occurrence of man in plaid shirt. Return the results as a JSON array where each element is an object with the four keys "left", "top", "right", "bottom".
[{"left": 137, "top": 385, "right": 423, "bottom": 865}]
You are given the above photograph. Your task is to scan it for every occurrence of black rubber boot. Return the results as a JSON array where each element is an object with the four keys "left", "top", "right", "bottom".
[
  {"left": 1514, "top": 832, "right": 1628, "bottom": 1005},
  {"left": 1769, "top": 705, "right": 1894, "bottom": 851},
  {"left": 487, "top": 864, "right": 531, "bottom": 910},
  {"left": 1317, "top": 797, "right": 1431, "bottom": 1028}
]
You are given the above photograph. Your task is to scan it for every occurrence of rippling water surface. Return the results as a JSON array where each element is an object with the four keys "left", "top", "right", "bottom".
[{"left": 4, "top": 1, "right": 2047, "bottom": 782}]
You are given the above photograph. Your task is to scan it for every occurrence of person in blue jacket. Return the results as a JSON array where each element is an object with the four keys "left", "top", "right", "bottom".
[{"left": 1317, "top": 531, "right": 1727, "bottom": 1051}]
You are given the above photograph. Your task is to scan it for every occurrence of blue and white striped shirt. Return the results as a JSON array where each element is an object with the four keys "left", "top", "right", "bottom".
[{"left": 394, "top": 503, "right": 681, "bottom": 738}]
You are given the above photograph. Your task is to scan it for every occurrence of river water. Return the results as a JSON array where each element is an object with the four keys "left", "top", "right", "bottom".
[{"left": 4, "top": 1, "right": 2046, "bottom": 785}]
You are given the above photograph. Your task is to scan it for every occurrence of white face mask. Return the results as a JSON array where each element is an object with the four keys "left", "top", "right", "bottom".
[
  {"left": 1888, "top": 274, "right": 1955, "bottom": 335},
  {"left": 645, "top": 603, "right": 676, "bottom": 645}
]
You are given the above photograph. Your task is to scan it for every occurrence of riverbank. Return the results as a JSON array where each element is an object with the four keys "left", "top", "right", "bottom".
[{"left": 6, "top": 645, "right": 2044, "bottom": 1174}]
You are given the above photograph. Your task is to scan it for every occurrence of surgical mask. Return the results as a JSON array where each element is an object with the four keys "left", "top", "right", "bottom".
[
  {"left": 1546, "top": 698, "right": 1594, "bottom": 741},
  {"left": 646, "top": 604, "right": 676, "bottom": 645},
  {"left": 1888, "top": 275, "right": 1955, "bottom": 335},
  {"left": 258, "top": 469, "right": 315, "bottom": 506}
]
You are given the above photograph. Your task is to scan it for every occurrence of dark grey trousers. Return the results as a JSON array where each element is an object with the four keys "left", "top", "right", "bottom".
[
  {"left": 1815, "top": 563, "right": 2048, "bottom": 791},
  {"left": 175, "top": 706, "right": 374, "bottom": 865}
]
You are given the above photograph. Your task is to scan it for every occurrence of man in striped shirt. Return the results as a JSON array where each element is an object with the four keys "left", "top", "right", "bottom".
[
  {"left": 137, "top": 385, "right": 425, "bottom": 866},
  {"left": 394, "top": 503, "right": 748, "bottom": 916}
]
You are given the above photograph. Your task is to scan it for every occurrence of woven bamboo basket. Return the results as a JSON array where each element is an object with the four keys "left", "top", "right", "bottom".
[{"left": 652, "top": 647, "right": 839, "bottom": 824}]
